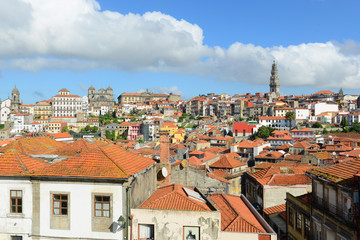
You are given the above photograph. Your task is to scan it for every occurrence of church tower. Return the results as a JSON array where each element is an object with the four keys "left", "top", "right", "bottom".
[
  {"left": 11, "top": 85, "right": 20, "bottom": 112},
  {"left": 269, "top": 60, "right": 280, "bottom": 98}
]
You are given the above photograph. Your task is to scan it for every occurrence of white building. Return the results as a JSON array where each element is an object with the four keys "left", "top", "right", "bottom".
[
  {"left": 312, "top": 102, "right": 339, "bottom": 116},
  {"left": 11, "top": 113, "right": 34, "bottom": 135},
  {"left": 52, "top": 89, "right": 82, "bottom": 117},
  {"left": 0, "top": 142, "right": 156, "bottom": 240},
  {"left": 0, "top": 98, "right": 11, "bottom": 124},
  {"left": 293, "top": 108, "right": 310, "bottom": 121},
  {"left": 258, "top": 116, "right": 289, "bottom": 128}
]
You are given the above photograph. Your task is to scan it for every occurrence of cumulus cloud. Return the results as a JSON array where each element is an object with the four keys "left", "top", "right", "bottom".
[
  {"left": 138, "top": 86, "right": 184, "bottom": 96},
  {"left": 0, "top": 0, "right": 360, "bottom": 89}
]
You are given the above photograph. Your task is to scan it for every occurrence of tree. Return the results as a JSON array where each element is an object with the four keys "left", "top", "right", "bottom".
[
  {"left": 85, "top": 125, "right": 91, "bottom": 132},
  {"left": 91, "top": 126, "right": 98, "bottom": 133},
  {"left": 62, "top": 125, "right": 69, "bottom": 133},
  {"left": 254, "top": 126, "right": 270, "bottom": 139},
  {"left": 340, "top": 118, "right": 348, "bottom": 130},
  {"left": 350, "top": 122, "right": 360, "bottom": 133},
  {"left": 312, "top": 122, "right": 322, "bottom": 128},
  {"left": 285, "top": 111, "right": 296, "bottom": 129}
]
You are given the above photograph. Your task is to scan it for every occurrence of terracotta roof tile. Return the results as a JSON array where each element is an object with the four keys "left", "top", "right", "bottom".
[
  {"left": 263, "top": 204, "right": 286, "bottom": 215},
  {"left": 139, "top": 184, "right": 211, "bottom": 211},
  {"left": 209, "top": 193, "right": 267, "bottom": 233}
]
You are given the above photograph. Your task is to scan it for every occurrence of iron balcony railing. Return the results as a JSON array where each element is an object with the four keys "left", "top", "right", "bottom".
[{"left": 312, "top": 195, "right": 355, "bottom": 227}]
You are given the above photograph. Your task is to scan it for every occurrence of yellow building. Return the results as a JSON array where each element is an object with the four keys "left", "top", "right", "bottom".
[
  {"left": 160, "top": 122, "right": 178, "bottom": 136},
  {"left": 45, "top": 121, "right": 66, "bottom": 133},
  {"left": 34, "top": 100, "right": 52, "bottom": 120},
  {"left": 172, "top": 128, "right": 185, "bottom": 143}
]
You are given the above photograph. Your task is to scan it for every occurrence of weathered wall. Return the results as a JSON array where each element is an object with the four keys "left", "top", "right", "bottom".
[
  {"left": 264, "top": 185, "right": 312, "bottom": 209},
  {"left": 171, "top": 165, "right": 226, "bottom": 194},
  {"left": 129, "top": 165, "right": 157, "bottom": 208},
  {"left": 131, "top": 208, "right": 221, "bottom": 240}
]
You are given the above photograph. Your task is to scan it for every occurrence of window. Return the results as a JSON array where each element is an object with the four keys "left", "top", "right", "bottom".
[
  {"left": 53, "top": 194, "right": 68, "bottom": 215},
  {"left": 10, "top": 190, "right": 22, "bottom": 213},
  {"left": 139, "top": 224, "right": 154, "bottom": 240},
  {"left": 289, "top": 207, "right": 294, "bottom": 227},
  {"left": 183, "top": 226, "right": 200, "bottom": 240},
  {"left": 304, "top": 218, "right": 310, "bottom": 239},
  {"left": 94, "top": 195, "right": 110, "bottom": 217},
  {"left": 296, "top": 212, "right": 302, "bottom": 232},
  {"left": 11, "top": 236, "right": 22, "bottom": 240}
]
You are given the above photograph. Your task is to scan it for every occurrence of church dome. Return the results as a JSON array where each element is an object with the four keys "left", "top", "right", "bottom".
[{"left": 89, "top": 85, "right": 95, "bottom": 90}]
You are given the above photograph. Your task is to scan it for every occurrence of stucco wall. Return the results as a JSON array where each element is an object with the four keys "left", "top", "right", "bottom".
[
  {"left": 131, "top": 208, "right": 221, "bottom": 240},
  {"left": 264, "top": 185, "right": 312, "bottom": 209},
  {"left": 37, "top": 181, "right": 124, "bottom": 239},
  {"left": 0, "top": 179, "right": 33, "bottom": 240},
  {"left": 171, "top": 165, "right": 226, "bottom": 194}
]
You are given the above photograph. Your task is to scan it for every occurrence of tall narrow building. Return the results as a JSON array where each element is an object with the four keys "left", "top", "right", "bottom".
[
  {"left": 269, "top": 60, "right": 280, "bottom": 98},
  {"left": 11, "top": 85, "right": 20, "bottom": 112}
]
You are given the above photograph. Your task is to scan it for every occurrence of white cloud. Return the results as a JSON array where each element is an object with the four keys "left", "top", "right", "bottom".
[
  {"left": 0, "top": 0, "right": 360, "bottom": 89},
  {"left": 138, "top": 86, "right": 184, "bottom": 96}
]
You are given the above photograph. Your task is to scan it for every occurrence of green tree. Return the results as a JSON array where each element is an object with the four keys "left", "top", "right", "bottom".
[
  {"left": 254, "top": 126, "right": 270, "bottom": 139},
  {"left": 312, "top": 122, "right": 322, "bottom": 128},
  {"left": 62, "top": 125, "right": 69, "bottom": 133},
  {"left": 91, "top": 126, "right": 98, "bottom": 133},
  {"left": 85, "top": 125, "right": 91, "bottom": 132},
  {"left": 350, "top": 122, "right": 360, "bottom": 133},
  {"left": 285, "top": 112, "right": 296, "bottom": 129},
  {"left": 340, "top": 118, "right": 349, "bottom": 130}
]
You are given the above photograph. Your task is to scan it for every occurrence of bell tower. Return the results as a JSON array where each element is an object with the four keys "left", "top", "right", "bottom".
[
  {"left": 11, "top": 85, "right": 20, "bottom": 112},
  {"left": 269, "top": 60, "right": 280, "bottom": 98}
]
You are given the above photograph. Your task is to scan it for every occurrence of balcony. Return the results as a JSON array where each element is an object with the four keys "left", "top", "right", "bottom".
[{"left": 312, "top": 195, "right": 355, "bottom": 227}]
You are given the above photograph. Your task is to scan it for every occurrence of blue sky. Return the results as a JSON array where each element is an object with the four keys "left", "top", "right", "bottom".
[{"left": 0, "top": 0, "right": 360, "bottom": 104}]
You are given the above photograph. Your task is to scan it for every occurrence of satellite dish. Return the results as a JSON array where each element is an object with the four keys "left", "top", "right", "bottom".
[
  {"left": 161, "top": 167, "right": 168, "bottom": 178},
  {"left": 181, "top": 160, "right": 188, "bottom": 167},
  {"left": 347, "top": 199, "right": 352, "bottom": 209}
]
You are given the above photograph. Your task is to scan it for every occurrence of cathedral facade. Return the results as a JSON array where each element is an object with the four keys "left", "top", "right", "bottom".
[{"left": 88, "top": 86, "right": 115, "bottom": 108}]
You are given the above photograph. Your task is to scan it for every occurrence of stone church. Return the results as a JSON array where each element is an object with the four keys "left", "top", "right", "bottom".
[{"left": 88, "top": 86, "right": 115, "bottom": 108}]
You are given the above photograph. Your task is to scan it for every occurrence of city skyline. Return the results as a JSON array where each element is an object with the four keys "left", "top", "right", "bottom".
[{"left": 1, "top": 0, "right": 360, "bottom": 103}]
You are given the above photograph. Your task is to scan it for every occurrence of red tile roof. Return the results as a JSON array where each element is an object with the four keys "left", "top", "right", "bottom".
[
  {"left": 33, "top": 144, "right": 155, "bottom": 179},
  {"left": 139, "top": 184, "right": 211, "bottom": 211},
  {"left": 210, "top": 155, "right": 246, "bottom": 169},
  {"left": 308, "top": 158, "right": 360, "bottom": 183},
  {"left": 263, "top": 204, "right": 286, "bottom": 215},
  {"left": 209, "top": 193, "right": 267, "bottom": 233},
  {"left": 0, "top": 150, "right": 48, "bottom": 175}
]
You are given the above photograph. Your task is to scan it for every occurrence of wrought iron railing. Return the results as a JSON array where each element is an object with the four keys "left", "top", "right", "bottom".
[{"left": 311, "top": 195, "right": 355, "bottom": 226}]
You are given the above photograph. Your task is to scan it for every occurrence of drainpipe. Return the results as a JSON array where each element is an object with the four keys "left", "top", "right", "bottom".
[{"left": 126, "top": 186, "right": 132, "bottom": 240}]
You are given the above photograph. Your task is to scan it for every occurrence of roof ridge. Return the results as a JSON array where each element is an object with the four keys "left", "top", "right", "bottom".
[
  {"left": 98, "top": 145, "right": 129, "bottom": 177},
  {"left": 225, "top": 214, "right": 264, "bottom": 233},
  {"left": 14, "top": 152, "right": 28, "bottom": 171}
]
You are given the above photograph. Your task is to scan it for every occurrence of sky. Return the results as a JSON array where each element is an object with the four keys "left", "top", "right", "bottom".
[{"left": 0, "top": 0, "right": 360, "bottom": 104}]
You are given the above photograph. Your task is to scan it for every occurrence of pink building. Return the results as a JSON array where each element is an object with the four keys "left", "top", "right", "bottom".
[{"left": 128, "top": 122, "right": 142, "bottom": 140}]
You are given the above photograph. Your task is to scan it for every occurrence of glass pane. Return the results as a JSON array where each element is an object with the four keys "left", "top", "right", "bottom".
[
  {"left": 11, "top": 206, "right": 16, "bottom": 212},
  {"left": 54, "top": 195, "right": 60, "bottom": 200},
  {"left": 54, "top": 209, "right": 60, "bottom": 214},
  {"left": 17, "top": 191, "right": 22, "bottom": 197},
  {"left": 61, "top": 201, "right": 67, "bottom": 207},
  {"left": 61, "top": 208, "right": 67, "bottom": 215},
  {"left": 12, "top": 199, "right": 16, "bottom": 205},
  {"left": 11, "top": 191, "right": 17, "bottom": 197},
  {"left": 103, "top": 196, "right": 110, "bottom": 202},
  {"left": 95, "top": 210, "right": 102, "bottom": 216},
  {"left": 62, "top": 195, "right": 68, "bottom": 200},
  {"left": 95, "top": 203, "right": 102, "bottom": 209},
  {"left": 103, "top": 203, "right": 109, "bottom": 210},
  {"left": 54, "top": 202, "right": 60, "bottom": 208},
  {"left": 103, "top": 210, "right": 109, "bottom": 217},
  {"left": 18, "top": 206, "right": 22, "bottom": 213},
  {"left": 95, "top": 196, "right": 102, "bottom": 201},
  {"left": 18, "top": 199, "right": 22, "bottom": 206}
]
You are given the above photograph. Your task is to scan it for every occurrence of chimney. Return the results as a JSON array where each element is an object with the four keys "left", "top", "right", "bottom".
[
  {"left": 158, "top": 131, "right": 171, "bottom": 186},
  {"left": 160, "top": 131, "right": 170, "bottom": 163}
]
